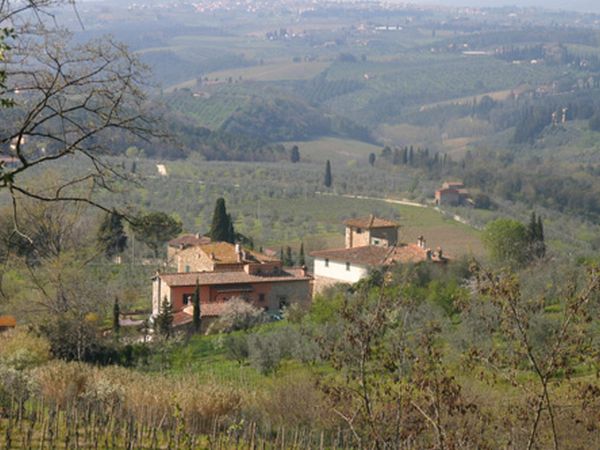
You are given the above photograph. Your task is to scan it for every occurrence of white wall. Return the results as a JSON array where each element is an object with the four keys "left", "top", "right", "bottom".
[
  {"left": 313, "top": 258, "right": 368, "bottom": 284},
  {"left": 152, "top": 278, "right": 172, "bottom": 316}
]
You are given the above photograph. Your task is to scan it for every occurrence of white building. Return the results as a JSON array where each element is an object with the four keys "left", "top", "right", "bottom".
[{"left": 311, "top": 216, "right": 446, "bottom": 293}]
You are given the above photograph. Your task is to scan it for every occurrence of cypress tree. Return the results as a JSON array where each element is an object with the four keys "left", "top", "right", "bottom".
[
  {"left": 368, "top": 152, "right": 376, "bottom": 166},
  {"left": 112, "top": 297, "right": 120, "bottom": 337},
  {"left": 324, "top": 160, "right": 332, "bottom": 188},
  {"left": 285, "top": 246, "right": 294, "bottom": 266},
  {"left": 156, "top": 296, "right": 173, "bottom": 339},
  {"left": 298, "top": 242, "right": 306, "bottom": 266},
  {"left": 536, "top": 215, "right": 546, "bottom": 258},
  {"left": 227, "top": 213, "right": 236, "bottom": 244},
  {"left": 210, "top": 198, "right": 234, "bottom": 243},
  {"left": 193, "top": 278, "right": 201, "bottom": 333},
  {"left": 290, "top": 145, "right": 300, "bottom": 163}
]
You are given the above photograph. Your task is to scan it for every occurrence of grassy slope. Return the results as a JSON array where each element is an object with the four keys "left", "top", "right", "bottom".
[{"left": 279, "top": 137, "right": 382, "bottom": 164}]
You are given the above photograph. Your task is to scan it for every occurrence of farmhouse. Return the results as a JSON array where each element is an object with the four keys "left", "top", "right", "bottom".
[
  {"left": 154, "top": 240, "right": 312, "bottom": 330},
  {"left": 311, "top": 215, "right": 446, "bottom": 292},
  {"left": 167, "top": 235, "right": 280, "bottom": 273},
  {"left": 435, "top": 181, "right": 471, "bottom": 207},
  {"left": 152, "top": 267, "right": 311, "bottom": 331}
]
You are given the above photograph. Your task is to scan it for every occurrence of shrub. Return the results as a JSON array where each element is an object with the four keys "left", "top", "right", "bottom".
[
  {"left": 207, "top": 298, "right": 266, "bottom": 334},
  {"left": 0, "top": 329, "right": 51, "bottom": 369}
]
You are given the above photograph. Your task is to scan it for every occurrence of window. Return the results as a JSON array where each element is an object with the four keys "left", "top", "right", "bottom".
[
  {"left": 185, "top": 265, "right": 191, "bottom": 273},
  {"left": 182, "top": 293, "right": 194, "bottom": 305},
  {"left": 259, "top": 294, "right": 266, "bottom": 303},
  {"left": 325, "top": 258, "right": 329, "bottom": 267},
  {"left": 278, "top": 296, "right": 289, "bottom": 309},
  {"left": 356, "top": 228, "right": 362, "bottom": 233},
  {"left": 346, "top": 262, "right": 351, "bottom": 271}
]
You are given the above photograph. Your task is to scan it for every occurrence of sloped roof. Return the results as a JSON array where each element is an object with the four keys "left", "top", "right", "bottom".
[
  {"left": 0, "top": 315, "right": 17, "bottom": 327},
  {"left": 343, "top": 215, "right": 399, "bottom": 229},
  {"left": 168, "top": 234, "right": 211, "bottom": 248},
  {"left": 197, "top": 242, "right": 279, "bottom": 264},
  {"left": 158, "top": 267, "right": 311, "bottom": 288},
  {"left": 311, "top": 245, "right": 391, "bottom": 266},
  {"left": 311, "top": 244, "right": 447, "bottom": 266}
]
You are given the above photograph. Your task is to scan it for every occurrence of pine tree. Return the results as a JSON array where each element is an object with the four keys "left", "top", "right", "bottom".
[
  {"left": 290, "top": 145, "right": 300, "bottom": 163},
  {"left": 298, "top": 242, "right": 306, "bottom": 266},
  {"left": 193, "top": 278, "right": 201, "bottom": 333},
  {"left": 97, "top": 210, "right": 128, "bottom": 258},
  {"left": 210, "top": 198, "right": 235, "bottom": 243},
  {"left": 324, "top": 160, "right": 332, "bottom": 188},
  {"left": 112, "top": 297, "right": 120, "bottom": 337},
  {"left": 156, "top": 296, "right": 173, "bottom": 339}
]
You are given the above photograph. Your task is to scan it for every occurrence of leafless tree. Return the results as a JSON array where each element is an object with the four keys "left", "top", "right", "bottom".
[{"left": 0, "top": 0, "right": 160, "bottom": 239}]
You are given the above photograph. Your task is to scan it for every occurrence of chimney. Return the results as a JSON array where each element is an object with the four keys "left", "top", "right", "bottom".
[
  {"left": 195, "top": 232, "right": 201, "bottom": 239},
  {"left": 235, "top": 243, "right": 242, "bottom": 263},
  {"left": 210, "top": 252, "right": 216, "bottom": 261},
  {"left": 417, "top": 236, "right": 425, "bottom": 249},
  {"left": 301, "top": 265, "right": 307, "bottom": 277}
]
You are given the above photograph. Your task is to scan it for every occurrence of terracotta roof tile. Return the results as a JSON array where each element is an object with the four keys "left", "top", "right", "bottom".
[
  {"left": 168, "top": 234, "right": 212, "bottom": 248},
  {"left": 311, "top": 244, "right": 447, "bottom": 266},
  {"left": 0, "top": 315, "right": 17, "bottom": 327},
  {"left": 182, "top": 304, "right": 228, "bottom": 319},
  {"left": 158, "top": 268, "right": 311, "bottom": 288},
  {"left": 343, "top": 215, "right": 399, "bottom": 229},
  {"left": 197, "top": 242, "right": 279, "bottom": 264}
]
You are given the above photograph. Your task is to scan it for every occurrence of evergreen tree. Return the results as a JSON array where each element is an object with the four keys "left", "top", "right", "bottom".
[
  {"left": 133, "top": 212, "right": 182, "bottom": 258},
  {"left": 290, "top": 145, "right": 300, "bottom": 163},
  {"left": 324, "top": 160, "right": 332, "bottom": 188},
  {"left": 280, "top": 247, "right": 284, "bottom": 262},
  {"left": 408, "top": 147, "right": 414, "bottom": 166},
  {"left": 156, "top": 296, "right": 173, "bottom": 339},
  {"left": 536, "top": 215, "right": 546, "bottom": 258},
  {"left": 285, "top": 246, "right": 294, "bottom": 266},
  {"left": 193, "top": 278, "right": 201, "bottom": 333},
  {"left": 97, "top": 209, "right": 128, "bottom": 258},
  {"left": 368, "top": 152, "right": 376, "bottom": 166},
  {"left": 210, "top": 198, "right": 235, "bottom": 243},
  {"left": 298, "top": 242, "right": 306, "bottom": 266},
  {"left": 527, "top": 212, "right": 546, "bottom": 259},
  {"left": 131, "top": 160, "right": 137, "bottom": 174},
  {"left": 112, "top": 297, "right": 120, "bottom": 337},
  {"left": 227, "top": 213, "right": 236, "bottom": 244},
  {"left": 402, "top": 147, "right": 408, "bottom": 165}
]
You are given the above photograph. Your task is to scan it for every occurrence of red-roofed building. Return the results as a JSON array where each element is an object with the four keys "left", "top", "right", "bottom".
[
  {"left": 152, "top": 256, "right": 312, "bottom": 331},
  {"left": 435, "top": 181, "right": 471, "bottom": 207},
  {"left": 311, "top": 217, "right": 447, "bottom": 292}
]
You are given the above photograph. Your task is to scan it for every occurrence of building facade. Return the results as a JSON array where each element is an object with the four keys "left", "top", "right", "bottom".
[
  {"left": 311, "top": 216, "right": 446, "bottom": 293},
  {"left": 152, "top": 266, "right": 312, "bottom": 331}
]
